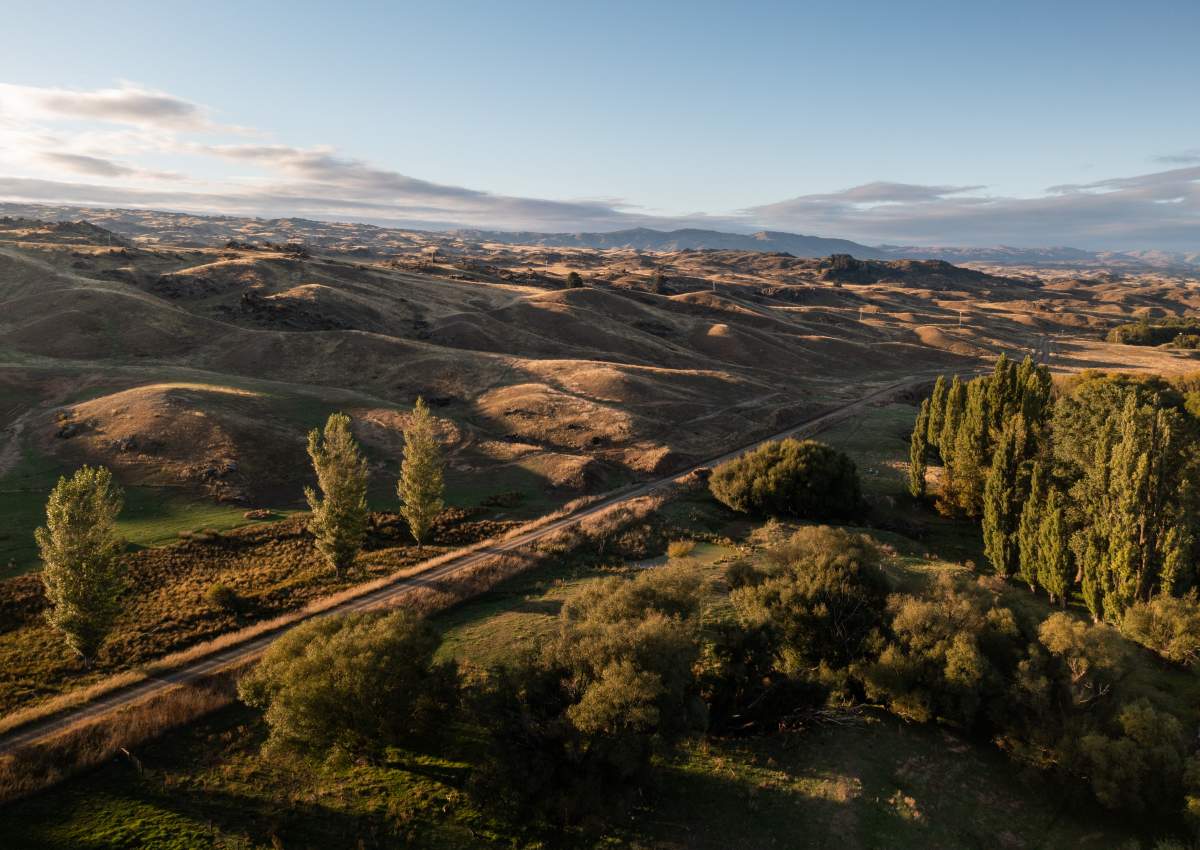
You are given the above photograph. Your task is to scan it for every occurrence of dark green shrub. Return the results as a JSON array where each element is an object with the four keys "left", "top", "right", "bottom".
[
  {"left": 862, "top": 575, "right": 1022, "bottom": 727},
  {"left": 204, "top": 582, "right": 241, "bottom": 613},
  {"left": 469, "top": 564, "right": 705, "bottom": 824},
  {"left": 1107, "top": 317, "right": 1200, "bottom": 347},
  {"left": 238, "top": 610, "right": 457, "bottom": 759},
  {"left": 709, "top": 438, "right": 861, "bottom": 519},
  {"left": 1121, "top": 593, "right": 1200, "bottom": 667},
  {"left": 1068, "top": 699, "right": 1198, "bottom": 815},
  {"left": 731, "top": 526, "right": 888, "bottom": 673}
]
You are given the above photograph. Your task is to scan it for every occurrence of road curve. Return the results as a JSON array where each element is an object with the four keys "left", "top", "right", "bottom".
[{"left": 0, "top": 375, "right": 931, "bottom": 754}]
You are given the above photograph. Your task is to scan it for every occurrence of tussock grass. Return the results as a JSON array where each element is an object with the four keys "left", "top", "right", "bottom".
[
  {"left": 667, "top": 539, "right": 697, "bottom": 559},
  {"left": 0, "top": 507, "right": 533, "bottom": 721},
  {"left": 0, "top": 492, "right": 631, "bottom": 784},
  {"left": 0, "top": 663, "right": 248, "bottom": 805}
]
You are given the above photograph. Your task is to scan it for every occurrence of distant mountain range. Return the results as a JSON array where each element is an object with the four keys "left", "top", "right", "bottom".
[
  {"left": 457, "top": 227, "right": 1200, "bottom": 270},
  {"left": 1, "top": 202, "right": 1195, "bottom": 270},
  {"left": 452, "top": 227, "right": 891, "bottom": 259}
]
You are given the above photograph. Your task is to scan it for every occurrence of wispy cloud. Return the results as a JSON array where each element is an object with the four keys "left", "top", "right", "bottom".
[
  {"left": 40, "top": 151, "right": 179, "bottom": 181},
  {"left": 0, "top": 82, "right": 1195, "bottom": 249},
  {"left": 1155, "top": 149, "right": 1200, "bottom": 166},
  {"left": 0, "top": 83, "right": 212, "bottom": 130},
  {"left": 743, "top": 170, "right": 1200, "bottom": 251}
]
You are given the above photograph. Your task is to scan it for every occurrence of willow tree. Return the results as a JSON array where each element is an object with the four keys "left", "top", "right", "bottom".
[
  {"left": 36, "top": 465, "right": 125, "bottom": 663},
  {"left": 306, "top": 412, "right": 369, "bottom": 577},
  {"left": 398, "top": 397, "right": 445, "bottom": 548}
]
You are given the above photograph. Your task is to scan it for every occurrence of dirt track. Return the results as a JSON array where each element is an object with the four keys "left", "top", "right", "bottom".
[{"left": 0, "top": 375, "right": 935, "bottom": 754}]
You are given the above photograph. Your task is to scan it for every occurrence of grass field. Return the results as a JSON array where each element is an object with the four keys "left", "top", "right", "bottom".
[
  {"left": 0, "top": 523, "right": 1146, "bottom": 849},
  {"left": 0, "top": 398, "right": 1184, "bottom": 848},
  {"left": 0, "top": 376, "right": 569, "bottom": 578},
  {"left": 0, "top": 446, "right": 296, "bottom": 579}
]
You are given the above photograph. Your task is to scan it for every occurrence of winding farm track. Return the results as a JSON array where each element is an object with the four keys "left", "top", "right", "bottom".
[{"left": 0, "top": 375, "right": 932, "bottom": 755}]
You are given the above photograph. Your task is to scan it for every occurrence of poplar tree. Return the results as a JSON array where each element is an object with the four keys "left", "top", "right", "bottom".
[
  {"left": 982, "top": 416, "right": 1025, "bottom": 576},
  {"left": 926, "top": 374, "right": 948, "bottom": 453},
  {"left": 1072, "top": 422, "right": 1117, "bottom": 621},
  {"left": 1019, "top": 358, "right": 1053, "bottom": 434},
  {"left": 939, "top": 376, "right": 965, "bottom": 458},
  {"left": 936, "top": 376, "right": 966, "bottom": 512},
  {"left": 306, "top": 412, "right": 369, "bottom": 578},
  {"left": 1102, "top": 397, "right": 1182, "bottom": 615},
  {"left": 1076, "top": 533, "right": 1106, "bottom": 621},
  {"left": 986, "top": 353, "right": 1013, "bottom": 433},
  {"left": 1067, "top": 392, "right": 1193, "bottom": 620},
  {"left": 1037, "top": 487, "right": 1071, "bottom": 606},
  {"left": 36, "top": 465, "right": 125, "bottom": 663},
  {"left": 909, "top": 398, "right": 930, "bottom": 498},
  {"left": 1158, "top": 524, "right": 1192, "bottom": 597},
  {"left": 398, "top": 397, "right": 445, "bottom": 548},
  {"left": 948, "top": 378, "right": 989, "bottom": 516},
  {"left": 1016, "top": 462, "right": 1044, "bottom": 592},
  {"left": 1015, "top": 355, "right": 1034, "bottom": 405}
]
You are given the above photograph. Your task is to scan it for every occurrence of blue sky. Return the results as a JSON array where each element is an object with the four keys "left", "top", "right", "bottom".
[{"left": 0, "top": 0, "right": 1197, "bottom": 249}]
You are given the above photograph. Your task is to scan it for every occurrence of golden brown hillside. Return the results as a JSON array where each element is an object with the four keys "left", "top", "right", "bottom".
[{"left": 2, "top": 216, "right": 1198, "bottom": 555}]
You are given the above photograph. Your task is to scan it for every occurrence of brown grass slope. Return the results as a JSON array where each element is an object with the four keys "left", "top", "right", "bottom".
[{"left": 4, "top": 228, "right": 1200, "bottom": 518}]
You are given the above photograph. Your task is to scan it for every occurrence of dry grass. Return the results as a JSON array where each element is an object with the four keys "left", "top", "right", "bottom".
[
  {"left": 0, "top": 510, "right": 512, "bottom": 717},
  {"left": 0, "top": 491, "right": 666, "bottom": 803},
  {"left": 667, "top": 539, "right": 697, "bottom": 559},
  {"left": 0, "top": 662, "right": 248, "bottom": 805},
  {"left": 0, "top": 493, "right": 608, "bottom": 740}
]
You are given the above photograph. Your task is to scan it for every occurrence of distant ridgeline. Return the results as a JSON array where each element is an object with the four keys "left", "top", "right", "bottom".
[{"left": 1107, "top": 316, "right": 1200, "bottom": 349}]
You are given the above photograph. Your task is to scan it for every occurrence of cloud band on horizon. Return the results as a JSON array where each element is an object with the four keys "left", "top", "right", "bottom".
[{"left": 0, "top": 82, "right": 1196, "bottom": 250}]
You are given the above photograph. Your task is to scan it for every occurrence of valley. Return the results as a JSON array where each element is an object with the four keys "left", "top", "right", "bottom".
[{"left": 2, "top": 207, "right": 1199, "bottom": 848}]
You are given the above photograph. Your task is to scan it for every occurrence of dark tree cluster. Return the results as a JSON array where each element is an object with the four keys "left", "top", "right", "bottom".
[
  {"left": 864, "top": 575, "right": 1200, "bottom": 823},
  {"left": 469, "top": 562, "right": 707, "bottom": 824},
  {"left": 910, "top": 358, "right": 1200, "bottom": 624},
  {"left": 237, "top": 522, "right": 1200, "bottom": 833},
  {"left": 1107, "top": 316, "right": 1200, "bottom": 348},
  {"left": 709, "top": 438, "right": 861, "bottom": 520}
]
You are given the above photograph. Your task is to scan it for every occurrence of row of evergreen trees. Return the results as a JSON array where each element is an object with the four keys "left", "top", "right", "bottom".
[
  {"left": 908, "top": 354, "right": 1052, "bottom": 514},
  {"left": 909, "top": 355, "right": 1197, "bottom": 621},
  {"left": 36, "top": 398, "right": 446, "bottom": 663}
]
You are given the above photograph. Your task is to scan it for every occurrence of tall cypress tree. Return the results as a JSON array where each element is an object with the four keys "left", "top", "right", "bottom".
[
  {"left": 1038, "top": 487, "right": 1071, "bottom": 606},
  {"left": 1015, "top": 355, "right": 1034, "bottom": 405},
  {"left": 983, "top": 416, "right": 1025, "bottom": 576},
  {"left": 909, "top": 398, "right": 930, "bottom": 498},
  {"left": 927, "top": 375, "right": 948, "bottom": 453},
  {"left": 1020, "top": 361, "right": 1053, "bottom": 430},
  {"left": 1016, "top": 462, "right": 1044, "bottom": 592},
  {"left": 1076, "top": 533, "right": 1106, "bottom": 621}
]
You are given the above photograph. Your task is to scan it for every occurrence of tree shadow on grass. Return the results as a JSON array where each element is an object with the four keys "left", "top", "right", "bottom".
[{"left": 625, "top": 719, "right": 1143, "bottom": 850}]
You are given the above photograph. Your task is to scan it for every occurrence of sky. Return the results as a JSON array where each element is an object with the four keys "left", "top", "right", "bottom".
[{"left": 0, "top": 0, "right": 1197, "bottom": 250}]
